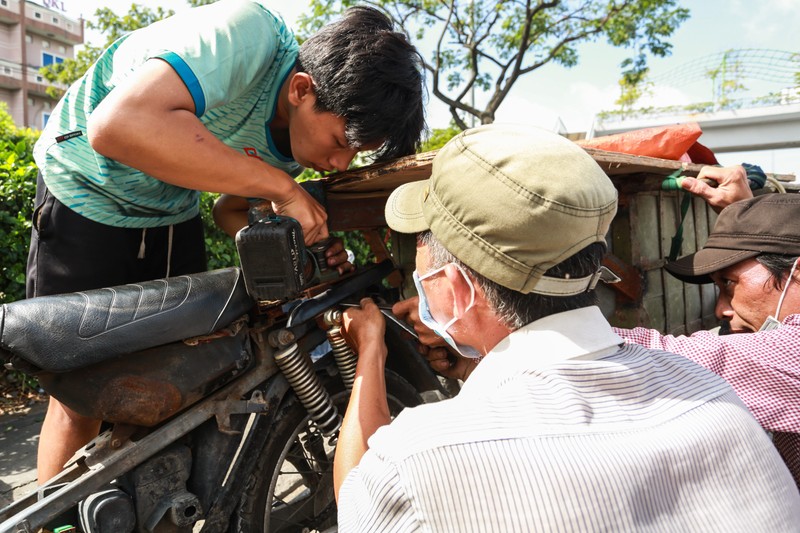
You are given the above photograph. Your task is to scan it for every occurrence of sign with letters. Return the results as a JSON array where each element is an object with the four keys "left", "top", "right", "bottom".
[{"left": 42, "top": 0, "right": 67, "bottom": 12}]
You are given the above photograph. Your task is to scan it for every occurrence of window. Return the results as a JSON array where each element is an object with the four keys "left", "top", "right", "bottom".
[
  {"left": 43, "top": 113, "right": 50, "bottom": 128},
  {"left": 42, "top": 41, "right": 50, "bottom": 49},
  {"left": 36, "top": 75, "right": 43, "bottom": 83},
  {"left": 3, "top": 67, "right": 10, "bottom": 75},
  {"left": 34, "top": 12, "right": 41, "bottom": 19},
  {"left": 1, "top": 0, "right": 8, "bottom": 7},
  {"left": 52, "top": 17, "right": 59, "bottom": 24},
  {"left": 42, "top": 53, "right": 64, "bottom": 67},
  {"left": 58, "top": 45, "right": 65, "bottom": 54}
]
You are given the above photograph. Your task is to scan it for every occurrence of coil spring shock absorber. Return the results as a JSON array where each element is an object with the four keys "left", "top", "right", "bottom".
[
  {"left": 273, "top": 335, "right": 341, "bottom": 439},
  {"left": 324, "top": 309, "right": 358, "bottom": 390}
]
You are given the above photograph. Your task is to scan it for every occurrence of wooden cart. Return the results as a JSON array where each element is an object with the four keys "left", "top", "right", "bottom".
[{"left": 317, "top": 148, "right": 794, "bottom": 335}]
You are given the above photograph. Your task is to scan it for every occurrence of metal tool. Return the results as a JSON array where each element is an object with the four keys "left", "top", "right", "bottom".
[{"left": 339, "top": 302, "right": 419, "bottom": 340}]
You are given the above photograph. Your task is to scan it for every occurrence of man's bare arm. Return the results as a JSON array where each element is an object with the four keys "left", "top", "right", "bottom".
[
  {"left": 333, "top": 298, "right": 391, "bottom": 502},
  {"left": 87, "top": 59, "right": 328, "bottom": 244}
]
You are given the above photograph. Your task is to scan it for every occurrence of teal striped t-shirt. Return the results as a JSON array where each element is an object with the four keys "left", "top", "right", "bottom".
[{"left": 33, "top": 0, "right": 301, "bottom": 228}]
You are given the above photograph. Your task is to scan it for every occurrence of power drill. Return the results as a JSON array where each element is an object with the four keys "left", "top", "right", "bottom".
[{"left": 235, "top": 208, "right": 335, "bottom": 305}]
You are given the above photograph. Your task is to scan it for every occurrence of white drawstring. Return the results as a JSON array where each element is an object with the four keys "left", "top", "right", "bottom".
[
  {"left": 774, "top": 257, "right": 800, "bottom": 319},
  {"left": 136, "top": 225, "right": 173, "bottom": 278},
  {"left": 137, "top": 228, "right": 147, "bottom": 259},
  {"left": 165, "top": 224, "right": 173, "bottom": 278}
]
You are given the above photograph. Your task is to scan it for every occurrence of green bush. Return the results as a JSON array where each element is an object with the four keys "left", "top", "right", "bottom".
[
  {"left": 199, "top": 191, "right": 240, "bottom": 270},
  {"left": 0, "top": 105, "right": 241, "bottom": 302},
  {"left": 0, "top": 104, "right": 39, "bottom": 304}
]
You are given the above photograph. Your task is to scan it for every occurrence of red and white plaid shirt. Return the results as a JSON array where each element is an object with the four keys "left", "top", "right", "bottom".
[{"left": 615, "top": 314, "right": 800, "bottom": 488}]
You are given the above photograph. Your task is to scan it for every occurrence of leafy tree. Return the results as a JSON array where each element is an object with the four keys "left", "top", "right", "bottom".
[
  {"left": 40, "top": 5, "right": 177, "bottom": 99},
  {"left": 420, "top": 121, "right": 462, "bottom": 152},
  {"left": 300, "top": 0, "right": 689, "bottom": 130},
  {"left": 614, "top": 66, "right": 652, "bottom": 116}
]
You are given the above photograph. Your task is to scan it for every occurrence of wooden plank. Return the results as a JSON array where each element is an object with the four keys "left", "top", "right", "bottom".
[
  {"left": 324, "top": 145, "right": 796, "bottom": 194},
  {"left": 633, "top": 194, "right": 662, "bottom": 268},
  {"left": 642, "top": 269, "right": 666, "bottom": 331},
  {"left": 602, "top": 253, "right": 642, "bottom": 302},
  {"left": 682, "top": 197, "right": 701, "bottom": 332},
  {"left": 659, "top": 191, "right": 678, "bottom": 259},
  {"left": 703, "top": 201, "right": 720, "bottom": 329},
  {"left": 659, "top": 191, "right": 686, "bottom": 334},
  {"left": 324, "top": 151, "right": 436, "bottom": 193},
  {"left": 326, "top": 192, "right": 388, "bottom": 231},
  {"left": 584, "top": 148, "right": 703, "bottom": 177},
  {"left": 323, "top": 147, "right": 710, "bottom": 194},
  {"left": 702, "top": 284, "right": 719, "bottom": 329}
]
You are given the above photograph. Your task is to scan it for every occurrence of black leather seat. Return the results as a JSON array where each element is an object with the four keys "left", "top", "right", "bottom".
[{"left": 0, "top": 268, "right": 252, "bottom": 373}]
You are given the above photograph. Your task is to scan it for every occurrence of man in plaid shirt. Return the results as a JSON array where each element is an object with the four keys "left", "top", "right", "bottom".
[{"left": 615, "top": 192, "right": 800, "bottom": 488}]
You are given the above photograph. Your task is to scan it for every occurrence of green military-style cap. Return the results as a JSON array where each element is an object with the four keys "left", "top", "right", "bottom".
[{"left": 385, "top": 124, "right": 618, "bottom": 295}]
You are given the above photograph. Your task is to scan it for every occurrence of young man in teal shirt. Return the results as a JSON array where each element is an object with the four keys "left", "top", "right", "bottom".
[{"left": 30, "top": 0, "right": 425, "bottom": 482}]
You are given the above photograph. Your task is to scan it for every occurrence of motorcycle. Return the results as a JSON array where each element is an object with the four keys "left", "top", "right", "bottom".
[{"left": 0, "top": 211, "right": 451, "bottom": 532}]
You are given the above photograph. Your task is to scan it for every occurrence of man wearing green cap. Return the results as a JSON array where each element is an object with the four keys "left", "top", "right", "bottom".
[
  {"left": 414, "top": 166, "right": 800, "bottom": 489},
  {"left": 332, "top": 124, "right": 800, "bottom": 531}
]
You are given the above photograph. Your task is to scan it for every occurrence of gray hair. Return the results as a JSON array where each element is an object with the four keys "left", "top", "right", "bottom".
[{"left": 417, "top": 231, "right": 605, "bottom": 330}]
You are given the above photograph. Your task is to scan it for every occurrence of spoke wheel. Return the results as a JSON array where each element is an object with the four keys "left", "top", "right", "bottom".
[{"left": 230, "top": 369, "right": 422, "bottom": 532}]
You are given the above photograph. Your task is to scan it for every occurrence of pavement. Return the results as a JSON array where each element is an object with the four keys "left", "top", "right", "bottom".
[
  {"left": 0, "top": 401, "right": 45, "bottom": 508},
  {"left": 0, "top": 403, "right": 208, "bottom": 531}
]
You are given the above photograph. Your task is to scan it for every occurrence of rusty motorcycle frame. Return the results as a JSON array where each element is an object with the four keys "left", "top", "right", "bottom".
[{"left": 0, "top": 214, "right": 449, "bottom": 533}]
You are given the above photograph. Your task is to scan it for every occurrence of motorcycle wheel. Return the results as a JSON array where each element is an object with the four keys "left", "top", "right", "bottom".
[{"left": 229, "top": 368, "right": 422, "bottom": 532}]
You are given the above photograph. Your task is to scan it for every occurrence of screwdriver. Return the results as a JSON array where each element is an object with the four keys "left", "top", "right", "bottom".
[{"left": 338, "top": 301, "right": 419, "bottom": 339}]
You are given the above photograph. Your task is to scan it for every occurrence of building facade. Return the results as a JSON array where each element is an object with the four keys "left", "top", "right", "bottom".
[{"left": 0, "top": 0, "right": 83, "bottom": 129}]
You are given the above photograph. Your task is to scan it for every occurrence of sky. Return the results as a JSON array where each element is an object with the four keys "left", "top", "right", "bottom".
[{"left": 46, "top": 0, "right": 800, "bottom": 176}]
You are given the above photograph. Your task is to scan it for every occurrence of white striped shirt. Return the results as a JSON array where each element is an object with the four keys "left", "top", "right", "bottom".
[{"left": 338, "top": 306, "right": 800, "bottom": 532}]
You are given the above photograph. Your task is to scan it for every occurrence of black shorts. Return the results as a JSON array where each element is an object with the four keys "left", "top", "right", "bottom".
[{"left": 26, "top": 173, "right": 208, "bottom": 298}]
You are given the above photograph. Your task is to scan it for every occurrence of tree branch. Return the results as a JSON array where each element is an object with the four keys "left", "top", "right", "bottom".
[
  {"left": 485, "top": 0, "right": 627, "bottom": 117},
  {"left": 430, "top": 1, "right": 470, "bottom": 115},
  {"left": 450, "top": 106, "right": 469, "bottom": 130}
]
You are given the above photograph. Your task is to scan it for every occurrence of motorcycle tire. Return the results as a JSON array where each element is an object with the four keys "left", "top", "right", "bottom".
[{"left": 229, "top": 368, "right": 422, "bottom": 532}]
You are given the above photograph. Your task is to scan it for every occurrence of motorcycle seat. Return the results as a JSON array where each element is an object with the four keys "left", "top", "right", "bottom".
[{"left": 0, "top": 268, "right": 253, "bottom": 373}]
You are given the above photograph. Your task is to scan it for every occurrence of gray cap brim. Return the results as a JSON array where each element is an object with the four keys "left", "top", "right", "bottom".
[
  {"left": 385, "top": 180, "right": 431, "bottom": 234},
  {"left": 665, "top": 248, "right": 760, "bottom": 284}
]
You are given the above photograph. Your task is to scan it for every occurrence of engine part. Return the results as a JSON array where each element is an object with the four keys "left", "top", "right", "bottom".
[
  {"left": 78, "top": 489, "right": 135, "bottom": 533},
  {"left": 130, "top": 446, "right": 203, "bottom": 532}
]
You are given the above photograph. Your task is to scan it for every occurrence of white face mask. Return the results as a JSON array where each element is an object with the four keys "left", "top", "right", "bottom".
[
  {"left": 759, "top": 257, "right": 800, "bottom": 332},
  {"left": 413, "top": 264, "right": 482, "bottom": 359}
]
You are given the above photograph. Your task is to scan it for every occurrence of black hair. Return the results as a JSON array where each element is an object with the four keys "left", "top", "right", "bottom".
[
  {"left": 420, "top": 231, "right": 606, "bottom": 330},
  {"left": 296, "top": 6, "right": 426, "bottom": 162},
  {"left": 756, "top": 253, "right": 799, "bottom": 291}
]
